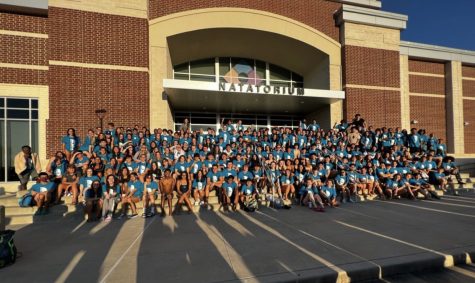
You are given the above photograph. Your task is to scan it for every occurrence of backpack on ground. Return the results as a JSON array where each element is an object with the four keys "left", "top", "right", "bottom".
[
  {"left": 0, "top": 230, "right": 17, "bottom": 268},
  {"left": 18, "top": 193, "right": 33, "bottom": 207}
]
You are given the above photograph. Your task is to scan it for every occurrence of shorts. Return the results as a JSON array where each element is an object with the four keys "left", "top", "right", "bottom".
[{"left": 18, "top": 171, "right": 31, "bottom": 186}]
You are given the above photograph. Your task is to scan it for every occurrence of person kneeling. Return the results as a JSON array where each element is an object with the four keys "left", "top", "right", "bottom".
[
  {"left": 320, "top": 180, "right": 339, "bottom": 207},
  {"left": 222, "top": 175, "right": 238, "bottom": 211},
  {"left": 84, "top": 180, "right": 103, "bottom": 222},
  {"left": 118, "top": 173, "right": 143, "bottom": 219}
]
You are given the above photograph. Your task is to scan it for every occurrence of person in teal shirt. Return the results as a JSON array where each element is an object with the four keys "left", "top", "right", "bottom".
[
  {"left": 118, "top": 172, "right": 143, "bottom": 219},
  {"left": 31, "top": 172, "right": 55, "bottom": 214},
  {"left": 142, "top": 174, "right": 159, "bottom": 217}
]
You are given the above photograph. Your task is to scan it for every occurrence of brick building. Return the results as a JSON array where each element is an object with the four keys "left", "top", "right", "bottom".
[{"left": 0, "top": 0, "right": 474, "bottom": 182}]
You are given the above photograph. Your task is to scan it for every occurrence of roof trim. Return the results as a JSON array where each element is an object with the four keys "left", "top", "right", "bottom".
[
  {"left": 335, "top": 4, "right": 407, "bottom": 30},
  {"left": 400, "top": 41, "right": 475, "bottom": 64}
]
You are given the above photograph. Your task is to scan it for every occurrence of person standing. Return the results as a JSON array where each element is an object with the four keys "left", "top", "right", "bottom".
[{"left": 14, "top": 145, "right": 41, "bottom": 191}]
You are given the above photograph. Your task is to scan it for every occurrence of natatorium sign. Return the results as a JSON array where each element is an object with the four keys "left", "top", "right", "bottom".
[
  {"left": 162, "top": 79, "right": 345, "bottom": 100},
  {"left": 219, "top": 82, "right": 304, "bottom": 96}
]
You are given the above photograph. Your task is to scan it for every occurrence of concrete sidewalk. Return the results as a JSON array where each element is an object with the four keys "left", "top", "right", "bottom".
[{"left": 2, "top": 193, "right": 475, "bottom": 283}]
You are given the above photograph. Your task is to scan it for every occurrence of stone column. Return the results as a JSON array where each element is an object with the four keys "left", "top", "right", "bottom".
[{"left": 445, "top": 61, "right": 465, "bottom": 154}]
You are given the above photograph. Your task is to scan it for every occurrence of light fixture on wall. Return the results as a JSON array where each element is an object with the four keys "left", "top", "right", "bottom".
[
  {"left": 464, "top": 121, "right": 470, "bottom": 126},
  {"left": 411, "top": 120, "right": 418, "bottom": 124},
  {"left": 95, "top": 109, "right": 107, "bottom": 129}
]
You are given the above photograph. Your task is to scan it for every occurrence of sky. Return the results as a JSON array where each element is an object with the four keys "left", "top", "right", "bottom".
[{"left": 382, "top": 0, "right": 475, "bottom": 50}]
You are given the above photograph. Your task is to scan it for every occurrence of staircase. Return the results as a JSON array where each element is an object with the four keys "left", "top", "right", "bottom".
[{"left": 1, "top": 171, "right": 474, "bottom": 227}]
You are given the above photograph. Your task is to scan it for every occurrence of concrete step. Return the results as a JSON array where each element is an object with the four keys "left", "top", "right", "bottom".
[
  {"left": 460, "top": 173, "right": 470, "bottom": 179},
  {"left": 0, "top": 194, "right": 18, "bottom": 206}
]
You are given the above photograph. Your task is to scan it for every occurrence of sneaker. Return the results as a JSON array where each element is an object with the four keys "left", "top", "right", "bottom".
[
  {"left": 117, "top": 213, "right": 126, "bottom": 220},
  {"left": 348, "top": 198, "right": 355, "bottom": 203},
  {"left": 147, "top": 212, "right": 155, "bottom": 218},
  {"left": 128, "top": 214, "right": 138, "bottom": 219},
  {"left": 105, "top": 216, "right": 112, "bottom": 222},
  {"left": 142, "top": 213, "right": 147, "bottom": 218}
]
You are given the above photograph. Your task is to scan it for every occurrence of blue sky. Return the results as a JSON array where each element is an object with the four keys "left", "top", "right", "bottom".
[{"left": 382, "top": 0, "right": 475, "bottom": 50}]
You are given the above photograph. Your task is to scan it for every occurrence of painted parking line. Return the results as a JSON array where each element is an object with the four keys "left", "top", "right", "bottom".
[
  {"left": 374, "top": 200, "right": 475, "bottom": 218},
  {"left": 421, "top": 200, "right": 475, "bottom": 209},
  {"left": 443, "top": 195, "right": 475, "bottom": 201},
  {"left": 240, "top": 211, "right": 351, "bottom": 282},
  {"left": 99, "top": 217, "right": 156, "bottom": 283},
  {"left": 334, "top": 221, "right": 454, "bottom": 268},
  {"left": 257, "top": 210, "right": 384, "bottom": 280},
  {"left": 440, "top": 197, "right": 475, "bottom": 205}
]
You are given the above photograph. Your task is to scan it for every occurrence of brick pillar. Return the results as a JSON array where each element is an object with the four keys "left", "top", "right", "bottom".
[
  {"left": 445, "top": 61, "right": 465, "bottom": 154},
  {"left": 400, "top": 55, "right": 411, "bottom": 130}
]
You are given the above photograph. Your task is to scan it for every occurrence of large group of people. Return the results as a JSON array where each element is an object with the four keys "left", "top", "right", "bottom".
[{"left": 17, "top": 114, "right": 466, "bottom": 222}]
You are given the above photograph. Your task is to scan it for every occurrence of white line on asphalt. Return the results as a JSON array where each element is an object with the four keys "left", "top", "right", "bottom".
[
  {"left": 449, "top": 266, "right": 475, "bottom": 279},
  {"left": 443, "top": 195, "right": 475, "bottom": 201},
  {"left": 335, "top": 221, "right": 454, "bottom": 268},
  {"left": 55, "top": 250, "right": 86, "bottom": 283},
  {"left": 241, "top": 211, "right": 350, "bottom": 282},
  {"left": 374, "top": 200, "right": 475, "bottom": 218},
  {"left": 98, "top": 218, "right": 156, "bottom": 283},
  {"left": 257, "top": 211, "right": 384, "bottom": 279},
  {"left": 440, "top": 197, "right": 475, "bottom": 204},
  {"left": 422, "top": 200, "right": 475, "bottom": 208}
]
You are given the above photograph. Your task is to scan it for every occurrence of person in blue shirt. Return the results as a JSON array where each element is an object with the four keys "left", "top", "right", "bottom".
[
  {"left": 280, "top": 169, "right": 295, "bottom": 201},
  {"left": 79, "top": 129, "right": 95, "bottom": 153},
  {"left": 62, "top": 128, "right": 81, "bottom": 161},
  {"left": 142, "top": 174, "right": 159, "bottom": 217},
  {"left": 31, "top": 172, "right": 55, "bottom": 214},
  {"left": 413, "top": 173, "right": 440, "bottom": 200},
  {"left": 102, "top": 174, "right": 120, "bottom": 221},
  {"left": 135, "top": 153, "right": 151, "bottom": 181},
  {"left": 205, "top": 164, "right": 224, "bottom": 206},
  {"left": 118, "top": 172, "right": 143, "bottom": 219},
  {"left": 239, "top": 179, "right": 257, "bottom": 203},
  {"left": 408, "top": 128, "right": 421, "bottom": 153},
  {"left": 70, "top": 151, "right": 89, "bottom": 177},
  {"left": 84, "top": 180, "right": 103, "bottom": 222},
  {"left": 78, "top": 168, "right": 100, "bottom": 203},
  {"left": 299, "top": 178, "right": 324, "bottom": 212},
  {"left": 221, "top": 175, "right": 238, "bottom": 211},
  {"left": 320, "top": 179, "right": 338, "bottom": 207},
  {"left": 442, "top": 156, "right": 465, "bottom": 185},
  {"left": 192, "top": 170, "right": 207, "bottom": 206},
  {"left": 47, "top": 152, "right": 68, "bottom": 184}
]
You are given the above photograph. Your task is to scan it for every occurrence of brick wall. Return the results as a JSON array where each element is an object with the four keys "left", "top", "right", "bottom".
[
  {"left": 46, "top": 7, "right": 150, "bottom": 156},
  {"left": 409, "top": 75, "right": 445, "bottom": 95},
  {"left": 0, "top": 12, "right": 48, "bottom": 86},
  {"left": 343, "top": 46, "right": 400, "bottom": 88},
  {"left": 463, "top": 80, "right": 475, "bottom": 97},
  {"left": 409, "top": 96, "right": 447, "bottom": 142},
  {"left": 0, "top": 12, "right": 47, "bottom": 34},
  {"left": 48, "top": 7, "right": 148, "bottom": 67},
  {"left": 409, "top": 59, "right": 445, "bottom": 74},
  {"left": 342, "top": 44, "right": 401, "bottom": 128},
  {"left": 463, "top": 100, "right": 475, "bottom": 153},
  {"left": 148, "top": 0, "right": 341, "bottom": 42},
  {"left": 462, "top": 65, "right": 475, "bottom": 78},
  {"left": 344, "top": 88, "right": 401, "bottom": 128},
  {"left": 0, "top": 35, "right": 47, "bottom": 65}
]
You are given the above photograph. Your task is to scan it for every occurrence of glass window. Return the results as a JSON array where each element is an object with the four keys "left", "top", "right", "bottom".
[
  {"left": 0, "top": 121, "right": 4, "bottom": 181},
  {"left": 7, "top": 121, "right": 29, "bottom": 181},
  {"left": 190, "top": 74, "right": 215, "bottom": 82},
  {"left": 7, "top": 99, "right": 29, "bottom": 108},
  {"left": 190, "top": 58, "right": 215, "bottom": 75},
  {"left": 7, "top": 109, "right": 29, "bottom": 119},
  {"left": 0, "top": 98, "right": 4, "bottom": 107},
  {"left": 269, "top": 64, "right": 291, "bottom": 81},
  {"left": 219, "top": 58, "right": 230, "bottom": 76},
  {"left": 269, "top": 81, "right": 291, "bottom": 88},
  {"left": 174, "top": 73, "right": 189, "bottom": 81},
  {"left": 174, "top": 62, "right": 189, "bottom": 73},
  {"left": 0, "top": 98, "right": 38, "bottom": 181},
  {"left": 31, "top": 121, "right": 38, "bottom": 154}
]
